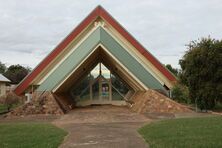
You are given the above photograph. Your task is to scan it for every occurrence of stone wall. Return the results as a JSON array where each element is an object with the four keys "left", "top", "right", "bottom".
[
  {"left": 129, "top": 89, "right": 192, "bottom": 113},
  {"left": 8, "top": 91, "right": 64, "bottom": 116}
]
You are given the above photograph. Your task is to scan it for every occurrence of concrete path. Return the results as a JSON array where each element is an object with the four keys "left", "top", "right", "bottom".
[{"left": 53, "top": 105, "right": 150, "bottom": 148}]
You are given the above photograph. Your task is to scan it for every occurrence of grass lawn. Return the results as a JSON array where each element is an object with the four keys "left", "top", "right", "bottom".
[
  {"left": 0, "top": 122, "right": 67, "bottom": 148},
  {"left": 138, "top": 116, "right": 222, "bottom": 148}
]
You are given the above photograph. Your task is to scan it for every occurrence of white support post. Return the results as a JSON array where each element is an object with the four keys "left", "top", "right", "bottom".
[{"left": 109, "top": 72, "right": 112, "bottom": 101}]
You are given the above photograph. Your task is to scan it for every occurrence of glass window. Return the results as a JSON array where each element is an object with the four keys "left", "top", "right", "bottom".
[{"left": 69, "top": 62, "right": 131, "bottom": 105}]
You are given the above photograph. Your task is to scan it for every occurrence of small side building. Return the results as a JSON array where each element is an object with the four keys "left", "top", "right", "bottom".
[{"left": 0, "top": 74, "right": 11, "bottom": 97}]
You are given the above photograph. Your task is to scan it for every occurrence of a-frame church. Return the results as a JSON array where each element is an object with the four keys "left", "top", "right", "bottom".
[{"left": 14, "top": 6, "right": 188, "bottom": 113}]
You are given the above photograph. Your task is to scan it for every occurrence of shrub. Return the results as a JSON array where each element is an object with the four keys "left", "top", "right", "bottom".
[
  {"left": 0, "top": 92, "right": 20, "bottom": 111},
  {"left": 171, "top": 83, "right": 190, "bottom": 104}
]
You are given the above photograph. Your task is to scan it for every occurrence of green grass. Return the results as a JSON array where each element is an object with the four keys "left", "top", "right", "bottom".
[
  {"left": 138, "top": 117, "right": 222, "bottom": 148},
  {"left": 0, "top": 122, "right": 67, "bottom": 148}
]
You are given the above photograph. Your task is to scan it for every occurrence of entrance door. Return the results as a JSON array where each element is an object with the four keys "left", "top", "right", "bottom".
[
  {"left": 92, "top": 75, "right": 110, "bottom": 103},
  {"left": 101, "top": 80, "right": 110, "bottom": 101}
]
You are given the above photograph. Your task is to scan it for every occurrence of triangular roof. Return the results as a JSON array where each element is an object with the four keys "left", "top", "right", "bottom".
[{"left": 14, "top": 5, "right": 176, "bottom": 95}]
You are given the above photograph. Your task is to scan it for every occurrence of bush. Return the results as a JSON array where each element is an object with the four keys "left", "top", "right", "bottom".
[
  {"left": 171, "top": 83, "right": 190, "bottom": 104},
  {"left": 0, "top": 92, "right": 20, "bottom": 111}
]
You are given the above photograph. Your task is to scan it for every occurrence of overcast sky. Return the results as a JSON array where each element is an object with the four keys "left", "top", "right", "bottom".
[{"left": 0, "top": 0, "right": 222, "bottom": 69}]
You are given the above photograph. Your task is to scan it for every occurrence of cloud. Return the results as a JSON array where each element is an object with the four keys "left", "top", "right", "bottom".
[{"left": 0, "top": 0, "right": 222, "bottom": 69}]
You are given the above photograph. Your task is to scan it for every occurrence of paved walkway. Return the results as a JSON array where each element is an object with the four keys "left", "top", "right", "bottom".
[{"left": 53, "top": 105, "right": 150, "bottom": 148}]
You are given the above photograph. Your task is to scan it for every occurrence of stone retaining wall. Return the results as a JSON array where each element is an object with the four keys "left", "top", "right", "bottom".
[{"left": 8, "top": 89, "right": 191, "bottom": 116}]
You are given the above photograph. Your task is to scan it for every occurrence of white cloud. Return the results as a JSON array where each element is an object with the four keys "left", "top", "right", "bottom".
[{"left": 0, "top": 0, "right": 222, "bottom": 69}]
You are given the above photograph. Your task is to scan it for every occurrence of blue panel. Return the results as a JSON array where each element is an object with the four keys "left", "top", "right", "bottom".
[
  {"left": 37, "top": 28, "right": 100, "bottom": 91},
  {"left": 100, "top": 28, "right": 163, "bottom": 90}
]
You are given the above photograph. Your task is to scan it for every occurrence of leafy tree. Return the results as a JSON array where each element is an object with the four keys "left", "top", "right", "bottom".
[
  {"left": 165, "top": 64, "right": 179, "bottom": 76},
  {"left": 0, "top": 61, "right": 6, "bottom": 74},
  {"left": 179, "top": 37, "right": 222, "bottom": 110},
  {"left": 4, "top": 65, "right": 31, "bottom": 84}
]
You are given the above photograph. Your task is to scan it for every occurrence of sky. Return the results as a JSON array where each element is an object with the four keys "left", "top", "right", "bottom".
[{"left": 0, "top": 0, "right": 222, "bottom": 69}]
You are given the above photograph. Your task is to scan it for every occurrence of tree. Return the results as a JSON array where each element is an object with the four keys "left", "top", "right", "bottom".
[
  {"left": 0, "top": 61, "right": 6, "bottom": 74},
  {"left": 165, "top": 64, "right": 179, "bottom": 76},
  {"left": 179, "top": 37, "right": 222, "bottom": 110},
  {"left": 4, "top": 64, "right": 31, "bottom": 84}
]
